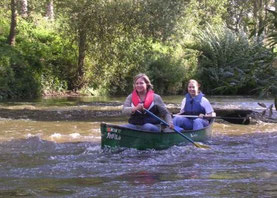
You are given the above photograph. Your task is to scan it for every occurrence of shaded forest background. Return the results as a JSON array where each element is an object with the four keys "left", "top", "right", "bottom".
[{"left": 1, "top": 0, "right": 277, "bottom": 99}]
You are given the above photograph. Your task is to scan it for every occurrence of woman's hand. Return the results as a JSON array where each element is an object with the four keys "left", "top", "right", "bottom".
[
  {"left": 132, "top": 103, "right": 144, "bottom": 113},
  {"left": 198, "top": 113, "right": 205, "bottom": 118},
  {"left": 199, "top": 112, "right": 216, "bottom": 118},
  {"left": 204, "top": 112, "right": 216, "bottom": 117},
  {"left": 169, "top": 123, "right": 174, "bottom": 129}
]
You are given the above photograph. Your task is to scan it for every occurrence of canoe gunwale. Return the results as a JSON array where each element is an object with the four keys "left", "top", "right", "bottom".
[{"left": 101, "top": 119, "right": 214, "bottom": 134}]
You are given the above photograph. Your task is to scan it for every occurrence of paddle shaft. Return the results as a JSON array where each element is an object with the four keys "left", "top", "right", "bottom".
[
  {"left": 173, "top": 114, "right": 247, "bottom": 120},
  {"left": 144, "top": 109, "right": 208, "bottom": 148}
]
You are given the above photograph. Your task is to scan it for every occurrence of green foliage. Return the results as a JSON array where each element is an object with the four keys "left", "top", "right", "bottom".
[
  {"left": 251, "top": 56, "right": 277, "bottom": 97},
  {"left": 145, "top": 43, "right": 186, "bottom": 95},
  {"left": 147, "top": 56, "right": 185, "bottom": 95},
  {"left": 0, "top": 55, "right": 15, "bottom": 99},
  {"left": 16, "top": 16, "right": 77, "bottom": 93},
  {"left": 0, "top": 12, "right": 10, "bottom": 41},
  {"left": 263, "top": 9, "right": 277, "bottom": 49},
  {"left": 0, "top": 42, "right": 41, "bottom": 99},
  {"left": 250, "top": 7, "right": 277, "bottom": 97},
  {"left": 86, "top": 36, "right": 187, "bottom": 96},
  {"left": 55, "top": 0, "right": 190, "bottom": 92},
  {"left": 133, "top": 0, "right": 189, "bottom": 41},
  {"left": 0, "top": 12, "right": 77, "bottom": 99},
  {"left": 1, "top": 0, "right": 277, "bottom": 99},
  {"left": 87, "top": 37, "right": 152, "bottom": 96},
  {"left": 190, "top": 25, "right": 275, "bottom": 95}
]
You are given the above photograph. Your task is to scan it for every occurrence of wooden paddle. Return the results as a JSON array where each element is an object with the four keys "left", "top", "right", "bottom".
[
  {"left": 173, "top": 114, "right": 250, "bottom": 125},
  {"left": 144, "top": 109, "right": 210, "bottom": 149}
]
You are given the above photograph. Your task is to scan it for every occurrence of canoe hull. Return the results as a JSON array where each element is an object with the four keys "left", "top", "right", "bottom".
[{"left": 101, "top": 122, "right": 213, "bottom": 150}]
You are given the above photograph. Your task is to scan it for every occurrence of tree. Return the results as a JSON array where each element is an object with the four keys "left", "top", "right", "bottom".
[
  {"left": 7, "top": 0, "right": 17, "bottom": 46},
  {"left": 54, "top": 0, "right": 188, "bottom": 90},
  {"left": 224, "top": 0, "right": 276, "bottom": 36},
  {"left": 19, "top": 0, "right": 28, "bottom": 18},
  {"left": 46, "top": 0, "right": 54, "bottom": 20},
  {"left": 55, "top": 0, "right": 100, "bottom": 89}
]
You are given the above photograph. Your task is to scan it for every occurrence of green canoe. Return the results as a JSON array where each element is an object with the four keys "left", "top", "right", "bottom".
[{"left": 101, "top": 121, "right": 213, "bottom": 150}]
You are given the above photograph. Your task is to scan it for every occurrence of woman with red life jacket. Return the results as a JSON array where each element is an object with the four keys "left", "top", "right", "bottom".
[
  {"left": 173, "top": 79, "right": 215, "bottom": 130},
  {"left": 122, "top": 73, "right": 174, "bottom": 132}
]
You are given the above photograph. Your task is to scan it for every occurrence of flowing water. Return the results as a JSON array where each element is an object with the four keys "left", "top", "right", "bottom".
[{"left": 0, "top": 96, "right": 276, "bottom": 197}]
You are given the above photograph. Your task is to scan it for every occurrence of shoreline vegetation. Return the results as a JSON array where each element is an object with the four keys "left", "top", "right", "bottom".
[
  {"left": 1, "top": 1, "right": 277, "bottom": 101},
  {"left": 42, "top": 90, "right": 89, "bottom": 97}
]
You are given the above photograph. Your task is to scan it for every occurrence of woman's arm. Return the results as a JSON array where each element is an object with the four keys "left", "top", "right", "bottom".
[
  {"left": 179, "top": 98, "right": 186, "bottom": 114},
  {"left": 154, "top": 95, "right": 173, "bottom": 126},
  {"left": 122, "top": 94, "right": 144, "bottom": 115},
  {"left": 122, "top": 94, "right": 133, "bottom": 115},
  {"left": 200, "top": 97, "right": 216, "bottom": 117}
]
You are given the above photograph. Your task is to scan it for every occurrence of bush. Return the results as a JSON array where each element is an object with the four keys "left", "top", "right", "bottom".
[
  {"left": 0, "top": 15, "right": 76, "bottom": 99},
  {"left": 87, "top": 37, "right": 152, "bottom": 96},
  {"left": 146, "top": 52, "right": 186, "bottom": 95},
  {"left": 0, "top": 43, "right": 41, "bottom": 99},
  {"left": 87, "top": 38, "right": 187, "bottom": 96},
  {"left": 190, "top": 25, "right": 275, "bottom": 95}
]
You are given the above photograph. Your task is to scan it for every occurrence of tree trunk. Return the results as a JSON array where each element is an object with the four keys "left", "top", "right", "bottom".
[
  {"left": 253, "top": 0, "right": 258, "bottom": 34},
  {"left": 20, "top": 0, "right": 28, "bottom": 18},
  {"left": 7, "top": 0, "right": 17, "bottom": 46},
  {"left": 46, "top": 0, "right": 54, "bottom": 20},
  {"left": 253, "top": 0, "right": 264, "bottom": 37},
  {"left": 258, "top": 0, "right": 264, "bottom": 33},
  {"left": 76, "top": 29, "right": 87, "bottom": 89}
]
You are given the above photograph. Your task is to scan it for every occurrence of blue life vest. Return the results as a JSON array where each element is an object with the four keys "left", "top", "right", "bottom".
[{"left": 183, "top": 92, "right": 206, "bottom": 115}]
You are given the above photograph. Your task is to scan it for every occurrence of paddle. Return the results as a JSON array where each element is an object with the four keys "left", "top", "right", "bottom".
[
  {"left": 173, "top": 114, "right": 250, "bottom": 125},
  {"left": 144, "top": 109, "right": 210, "bottom": 149}
]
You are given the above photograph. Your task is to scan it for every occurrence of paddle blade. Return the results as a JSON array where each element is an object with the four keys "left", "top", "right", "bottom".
[
  {"left": 258, "top": 102, "right": 267, "bottom": 108},
  {"left": 193, "top": 142, "right": 211, "bottom": 149}
]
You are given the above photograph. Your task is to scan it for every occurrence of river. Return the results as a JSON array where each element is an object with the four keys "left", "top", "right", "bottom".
[{"left": 0, "top": 96, "right": 276, "bottom": 197}]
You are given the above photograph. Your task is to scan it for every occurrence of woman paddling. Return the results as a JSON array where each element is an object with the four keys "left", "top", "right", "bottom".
[
  {"left": 122, "top": 73, "right": 173, "bottom": 132},
  {"left": 173, "top": 79, "right": 215, "bottom": 130}
]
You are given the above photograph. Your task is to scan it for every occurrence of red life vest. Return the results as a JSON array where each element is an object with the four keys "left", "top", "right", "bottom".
[
  {"left": 129, "top": 89, "right": 159, "bottom": 125},
  {"left": 131, "top": 89, "right": 154, "bottom": 109}
]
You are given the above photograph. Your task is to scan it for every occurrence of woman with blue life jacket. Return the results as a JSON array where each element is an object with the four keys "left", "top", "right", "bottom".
[
  {"left": 122, "top": 73, "right": 174, "bottom": 132},
  {"left": 173, "top": 79, "right": 215, "bottom": 130}
]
